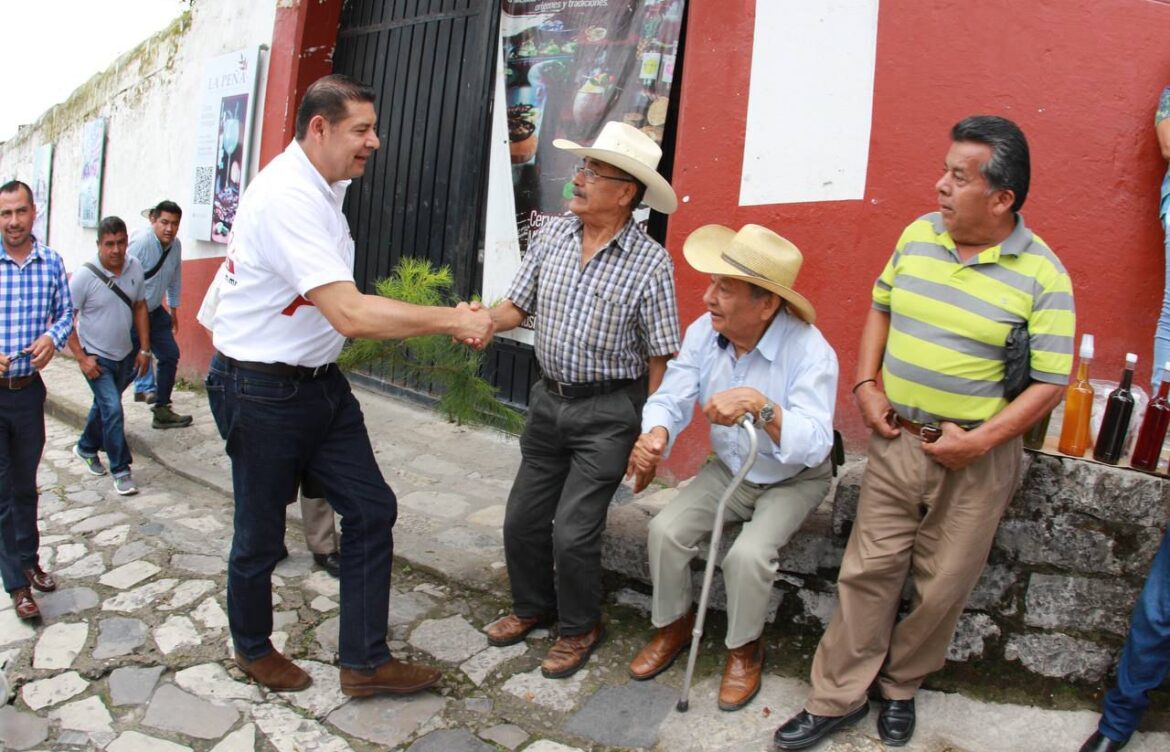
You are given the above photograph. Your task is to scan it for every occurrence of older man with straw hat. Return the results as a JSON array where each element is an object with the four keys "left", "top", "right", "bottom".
[
  {"left": 625, "top": 224, "right": 838, "bottom": 711},
  {"left": 480, "top": 121, "right": 681, "bottom": 679}
]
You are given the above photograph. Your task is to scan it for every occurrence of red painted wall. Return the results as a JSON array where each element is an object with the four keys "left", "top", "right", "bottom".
[
  {"left": 179, "top": 0, "right": 344, "bottom": 377},
  {"left": 659, "top": 0, "right": 1170, "bottom": 480}
]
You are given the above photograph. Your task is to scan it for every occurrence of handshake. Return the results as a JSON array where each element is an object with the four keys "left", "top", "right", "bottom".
[{"left": 453, "top": 300, "right": 495, "bottom": 350}]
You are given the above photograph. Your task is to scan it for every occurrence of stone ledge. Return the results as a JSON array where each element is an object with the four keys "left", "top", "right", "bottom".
[{"left": 601, "top": 451, "right": 1170, "bottom": 684}]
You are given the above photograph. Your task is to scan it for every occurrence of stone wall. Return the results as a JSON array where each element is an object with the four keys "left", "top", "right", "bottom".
[{"left": 602, "top": 452, "right": 1170, "bottom": 686}]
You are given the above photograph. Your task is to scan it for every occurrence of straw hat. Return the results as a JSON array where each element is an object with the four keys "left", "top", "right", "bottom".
[
  {"left": 683, "top": 224, "right": 816, "bottom": 324},
  {"left": 553, "top": 121, "right": 678, "bottom": 214}
]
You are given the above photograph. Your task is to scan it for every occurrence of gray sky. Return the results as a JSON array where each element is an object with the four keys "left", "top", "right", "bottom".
[{"left": 2, "top": 0, "right": 188, "bottom": 142}]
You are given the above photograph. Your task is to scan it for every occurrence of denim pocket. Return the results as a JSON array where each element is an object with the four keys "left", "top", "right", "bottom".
[
  {"left": 205, "top": 370, "right": 229, "bottom": 440},
  {"left": 237, "top": 377, "right": 298, "bottom": 404}
]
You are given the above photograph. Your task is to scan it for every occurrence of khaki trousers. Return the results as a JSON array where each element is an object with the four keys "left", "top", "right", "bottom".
[
  {"left": 805, "top": 430, "right": 1021, "bottom": 715},
  {"left": 299, "top": 495, "right": 338, "bottom": 555},
  {"left": 649, "top": 458, "right": 831, "bottom": 649}
]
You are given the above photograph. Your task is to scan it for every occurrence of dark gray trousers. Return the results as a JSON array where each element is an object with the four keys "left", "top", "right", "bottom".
[{"left": 503, "top": 379, "right": 645, "bottom": 635}]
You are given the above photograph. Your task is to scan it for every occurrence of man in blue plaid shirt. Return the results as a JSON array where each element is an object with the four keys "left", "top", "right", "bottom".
[
  {"left": 0, "top": 180, "right": 73, "bottom": 620},
  {"left": 481, "top": 122, "right": 682, "bottom": 678}
]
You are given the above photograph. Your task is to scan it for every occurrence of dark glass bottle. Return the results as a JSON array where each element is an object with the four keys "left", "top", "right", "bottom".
[
  {"left": 1131, "top": 363, "right": 1170, "bottom": 471},
  {"left": 1023, "top": 410, "right": 1053, "bottom": 451},
  {"left": 1093, "top": 353, "right": 1138, "bottom": 465}
]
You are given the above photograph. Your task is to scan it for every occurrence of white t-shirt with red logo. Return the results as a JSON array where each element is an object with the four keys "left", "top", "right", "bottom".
[{"left": 211, "top": 141, "right": 355, "bottom": 367}]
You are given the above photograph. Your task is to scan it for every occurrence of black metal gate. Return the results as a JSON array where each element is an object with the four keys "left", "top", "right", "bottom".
[
  {"left": 333, "top": 0, "right": 500, "bottom": 298},
  {"left": 333, "top": 0, "right": 687, "bottom": 411}
]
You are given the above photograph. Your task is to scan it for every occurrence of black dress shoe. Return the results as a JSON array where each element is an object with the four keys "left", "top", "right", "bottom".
[
  {"left": 313, "top": 552, "right": 341, "bottom": 578},
  {"left": 1079, "top": 731, "right": 1128, "bottom": 752},
  {"left": 878, "top": 697, "right": 915, "bottom": 746},
  {"left": 773, "top": 704, "right": 869, "bottom": 750}
]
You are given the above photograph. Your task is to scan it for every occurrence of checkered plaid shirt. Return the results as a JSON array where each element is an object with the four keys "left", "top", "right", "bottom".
[
  {"left": 0, "top": 239, "right": 73, "bottom": 378},
  {"left": 507, "top": 215, "right": 681, "bottom": 383}
]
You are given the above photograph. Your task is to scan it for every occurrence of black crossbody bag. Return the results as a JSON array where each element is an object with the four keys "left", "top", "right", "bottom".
[
  {"left": 143, "top": 245, "right": 172, "bottom": 280},
  {"left": 82, "top": 263, "right": 134, "bottom": 311}
]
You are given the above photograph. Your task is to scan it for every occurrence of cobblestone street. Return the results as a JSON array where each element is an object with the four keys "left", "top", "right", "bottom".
[{"left": 0, "top": 363, "right": 1165, "bottom": 751}]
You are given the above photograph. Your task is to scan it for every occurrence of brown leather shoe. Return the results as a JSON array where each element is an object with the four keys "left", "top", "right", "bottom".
[
  {"left": 719, "top": 638, "right": 765, "bottom": 711},
  {"left": 485, "top": 612, "right": 553, "bottom": 647},
  {"left": 24, "top": 565, "right": 56, "bottom": 593},
  {"left": 11, "top": 587, "right": 39, "bottom": 620},
  {"left": 234, "top": 650, "right": 312, "bottom": 691},
  {"left": 541, "top": 623, "right": 605, "bottom": 679},
  {"left": 340, "top": 658, "right": 442, "bottom": 697},
  {"left": 629, "top": 611, "right": 695, "bottom": 680}
]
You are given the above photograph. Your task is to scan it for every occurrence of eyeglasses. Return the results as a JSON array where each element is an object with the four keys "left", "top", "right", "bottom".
[{"left": 574, "top": 165, "right": 636, "bottom": 184}]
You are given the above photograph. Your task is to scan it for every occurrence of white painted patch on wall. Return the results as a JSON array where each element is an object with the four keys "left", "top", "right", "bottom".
[{"left": 739, "top": 0, "right": 880, "bottom": 207}]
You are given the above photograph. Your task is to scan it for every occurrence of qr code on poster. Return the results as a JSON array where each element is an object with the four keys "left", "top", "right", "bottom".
[{"left": 193, "top": 167, "right": 214, "bottom": 205}]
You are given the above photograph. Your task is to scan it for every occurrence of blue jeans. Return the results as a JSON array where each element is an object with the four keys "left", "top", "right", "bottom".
[
  {"left": 131, "top": 307, "right": 179, "bottom": 406},
  {"left": 0, "top": 376, "right": 47, "bottom": 592},
  {"left": 1154, "top": 214, "right": 1170, "bottom": 387},
  {"left": 78, "top": 353, "right": 136, "bottom": 477},
  {"left": 133, "top": 361, "right": 155, "bottom": 396},
  {"left": 205, "top": 355, "right": 397, "bottom": 669},
  {"left": 1098, "top": 524, "right": 1170, "bottom": 742}
]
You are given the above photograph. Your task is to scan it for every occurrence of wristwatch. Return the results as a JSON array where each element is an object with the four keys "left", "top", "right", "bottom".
[{"left": 758, "top": 400, "right": 775, "bottom": 425}]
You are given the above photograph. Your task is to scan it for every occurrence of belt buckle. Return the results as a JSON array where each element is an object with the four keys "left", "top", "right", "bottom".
[
  {"left": 549, "top": 379, "right": 566, "bottom": 398},
  {"left": 920, "top": 424, "right": 943, "bottom": 443},
  {"left": 310, "top": 365, "right": 325, "bottom": 378}
]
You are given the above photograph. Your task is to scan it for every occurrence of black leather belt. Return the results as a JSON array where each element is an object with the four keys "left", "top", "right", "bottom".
[
  {"left": 543, "top": 376, "right": 637, "bottom": 399},
  {"left": 0, "top": 373, "right": 38, "bottom": 390},
  {"left": 218, "top": 353, "right": 334, "bottom": 380},
  {"left": 891, "top": 412, "right": 981, "bottom": 443}
]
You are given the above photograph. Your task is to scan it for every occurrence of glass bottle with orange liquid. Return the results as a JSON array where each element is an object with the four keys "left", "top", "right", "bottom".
[{"left": 1058, "top": 333, "right": 1095, "bottom": 457}]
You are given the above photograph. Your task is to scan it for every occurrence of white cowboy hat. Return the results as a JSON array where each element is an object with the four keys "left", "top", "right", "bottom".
[
  {"left": 683, "top": 224, "right": 817, "bottom": 324},
  {"left": 553, "top": 121, "right": 678, "bottom": 214}
]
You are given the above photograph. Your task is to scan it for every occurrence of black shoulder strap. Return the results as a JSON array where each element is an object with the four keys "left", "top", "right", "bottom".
[
  {"left": 144, "top": 244, "right": 173, "bottom": 280},
  {"left": 82, "top": 263, "right": 134, "bottom": 311}
]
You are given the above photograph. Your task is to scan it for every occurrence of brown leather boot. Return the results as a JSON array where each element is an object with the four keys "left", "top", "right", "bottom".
[
  {"left": 719, "top": 638, "right": 765, "bottom": 711},
  {"left": 541, "top": 623, "right": 605, "bottom": 679},
  {"left": 340, "top": 658, "right": 442, "bottom": 697},
  {"left": 484, "top": 612, "right": 554, "bottom": 647},
  {"left": 629, "top": 611, "right": 695, "bottom": 680},
  {"left": 235, "top": 650, "right": 312, "bottom": 691}
]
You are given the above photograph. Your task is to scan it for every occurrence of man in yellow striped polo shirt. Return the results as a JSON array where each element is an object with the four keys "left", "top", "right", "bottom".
[{"left": 775, "top": 116, "right": 1075, "bottom": 749}]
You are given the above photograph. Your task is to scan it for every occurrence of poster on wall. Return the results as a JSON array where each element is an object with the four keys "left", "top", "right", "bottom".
[
  {"left": 483, "top": 0, "right": 686, "bottom": 342},
  {"left": 78, "top": 119, "right": 106, "bottom": 229},
  {"left": 32, "top": 144, "right": 52, "bottom": 243},
  {"left": 189, "top": 47, "right": 261, "bottom": 244}
]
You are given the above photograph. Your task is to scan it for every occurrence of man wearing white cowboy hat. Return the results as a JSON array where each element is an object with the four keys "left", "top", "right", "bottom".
[
  {"left": 625, "top": 223, "right": 838, "bottom": 711},
  {"left": 479, "top": 121, "right": 681, "bottom": 679}
]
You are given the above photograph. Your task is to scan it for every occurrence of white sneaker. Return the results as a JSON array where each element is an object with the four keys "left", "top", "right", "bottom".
[{"left": 112, "top": 474, "right": 138, "bottom": 496}]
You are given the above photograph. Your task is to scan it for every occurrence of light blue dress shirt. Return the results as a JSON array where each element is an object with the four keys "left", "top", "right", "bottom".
[
  {"left": 127, "top": 227, "right": 181, "bottom": 312},
  {"left": 641, "top": 309, "right": 839, "bottom": 485}
]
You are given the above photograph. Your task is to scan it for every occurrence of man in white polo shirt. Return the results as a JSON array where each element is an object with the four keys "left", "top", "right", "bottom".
[{"left": 205, "top": 74, "right": 492, "bottom": 696}]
